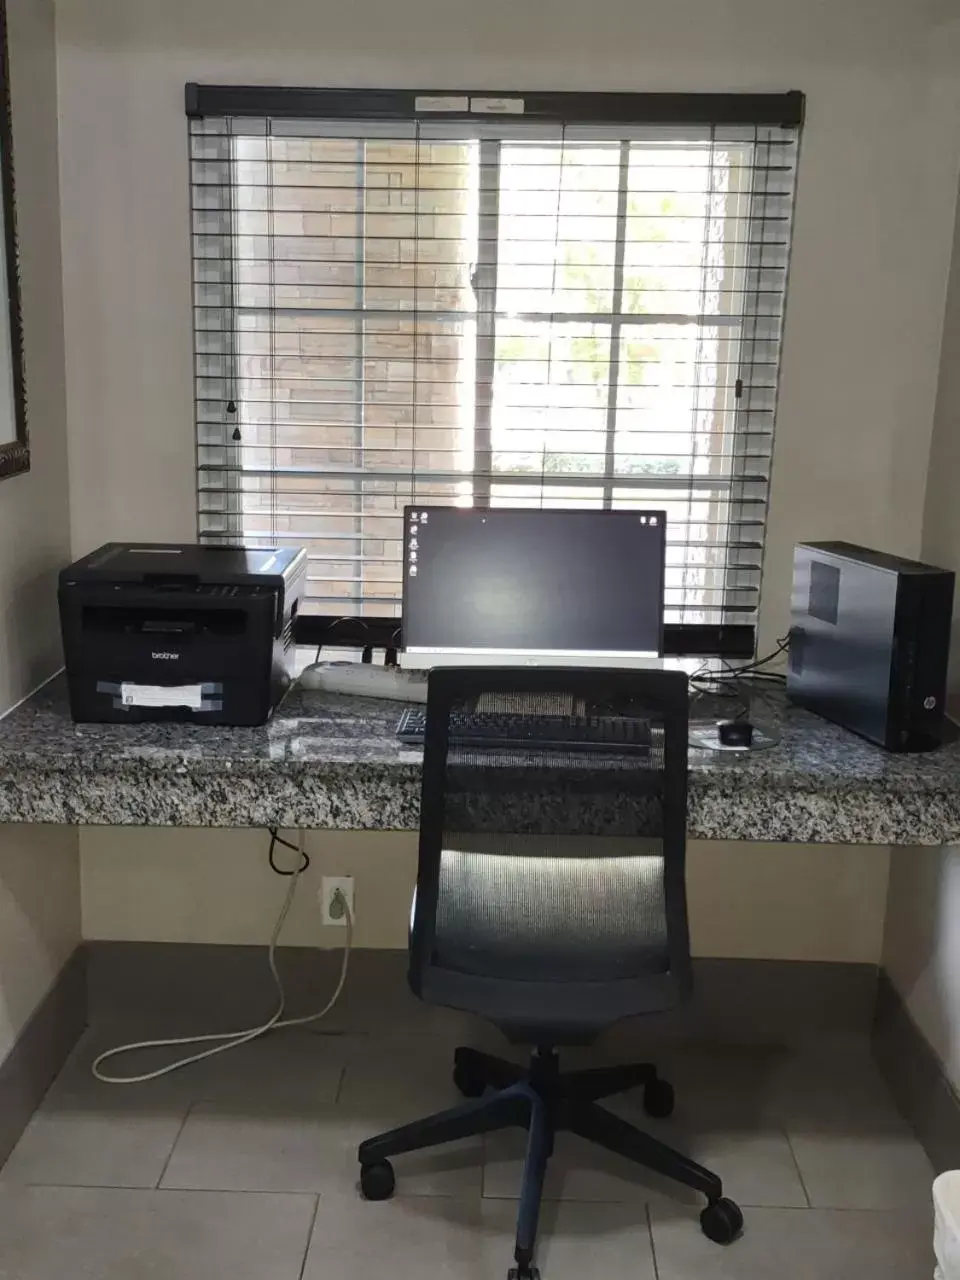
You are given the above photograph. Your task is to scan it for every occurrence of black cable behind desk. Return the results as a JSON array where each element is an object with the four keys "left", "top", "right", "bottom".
[{"left": 293, "top": 616, "right": 755, "bottom": 662}]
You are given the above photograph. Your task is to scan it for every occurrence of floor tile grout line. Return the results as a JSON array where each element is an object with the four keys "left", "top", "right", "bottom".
[
  {"left": 296, "top": 1194, "right": 322, "bottom": 1280},
  {"left": 9, "top": 1182, "right": 933, "bottom": 1215},
  {"left": 13, "top": 1178, "right": 824, "bottom": 1211},
  {"left": 782, "top": 1125, "right": 812, "bottom": 1209},
  {"left": 645, "top": 1203, "right": 661, "bottom": 1280},
  {"left": 480, "top": 1190, "right": 819, "bottom": 1209},
  {"left": 154, "top": 1100, "right": 196, "bottom": 1190},
  {"left": 153, "top": 1182, "right": 338, "bottom": 1196},
  {"left": 11, "top": 1181, "right": 321, "bottom": 1197},
  {"left": 481, "top": 1191, "right": 646, "bottom": 1205}
]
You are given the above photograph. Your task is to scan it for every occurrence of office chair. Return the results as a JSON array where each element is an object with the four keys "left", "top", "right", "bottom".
[{"left": 358, "top": 668, "right": 741, "bottom": 1280}]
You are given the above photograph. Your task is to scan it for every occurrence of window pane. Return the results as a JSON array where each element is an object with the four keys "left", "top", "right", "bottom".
[
  {"left": 611, "top": 486, "right": 756, "bottom": 623},
  {"left": 614, "top": 322, "right": 741, "bottom": 480},
  {"left": 491, "top": 484, "right": 604, "bottom": 508},
  {"left": 496, "top": 142, "right": 621, "bottom": 315},
  {"left": 622, "top": 142, "right": 750, "bottom": 317},
  {"left": 205, "top": 130, "right": 479, "bottom": 616},
  {"left": 492, "top": 320, "right": 611, "bottom": 476}
]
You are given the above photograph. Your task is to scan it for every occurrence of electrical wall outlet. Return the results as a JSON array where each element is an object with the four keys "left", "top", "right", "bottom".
[{"left": 320, "top": 875, "right": 355, "bottom": 927}]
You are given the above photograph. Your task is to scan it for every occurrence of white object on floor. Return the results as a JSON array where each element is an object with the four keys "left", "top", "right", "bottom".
[
  {"left": 934, "top": 1170, "right": 960, "bottom": 1279},
  {"left": 299, "top": 661, "right": 428, "bottom": 702}
]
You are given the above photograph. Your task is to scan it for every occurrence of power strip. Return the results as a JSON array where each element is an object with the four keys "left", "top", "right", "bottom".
[{"left": 299, "top": 662, "right": 428, "bottom": 703}]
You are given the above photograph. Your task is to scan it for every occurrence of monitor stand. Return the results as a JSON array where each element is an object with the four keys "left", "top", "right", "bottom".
[{"left": 399, "top": 650, "right": 664, "bottom": 671}]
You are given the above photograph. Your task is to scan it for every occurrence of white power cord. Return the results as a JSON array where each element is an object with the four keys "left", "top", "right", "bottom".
[{"left": 92, "top": 830, "right": 352, "bottom": 1084}]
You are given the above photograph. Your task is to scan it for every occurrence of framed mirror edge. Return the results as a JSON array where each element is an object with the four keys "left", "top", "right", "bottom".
[{"left": 0, "top": 0, "right": 27, "bottom": 482}]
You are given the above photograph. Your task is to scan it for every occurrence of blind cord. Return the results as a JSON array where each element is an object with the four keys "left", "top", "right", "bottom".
[{"left": 91, "top": 830, "right": 351, "bottom": 1085}]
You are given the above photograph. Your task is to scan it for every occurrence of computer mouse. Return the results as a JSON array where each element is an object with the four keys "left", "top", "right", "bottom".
[{"left": 717, "top": 719, "right": 754, "bottom": 749}]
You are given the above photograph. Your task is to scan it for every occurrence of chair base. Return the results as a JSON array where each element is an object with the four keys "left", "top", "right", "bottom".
[{"left": 358, "top": 1045, "right": 742, "bottom": 1278}]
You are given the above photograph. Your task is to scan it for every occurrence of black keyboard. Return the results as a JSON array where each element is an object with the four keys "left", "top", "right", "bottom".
[{"left": 395, "top": 707, "right": 651, "bottom": 755}]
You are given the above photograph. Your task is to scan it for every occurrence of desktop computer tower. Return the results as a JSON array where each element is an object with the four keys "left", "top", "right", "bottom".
[{"left": 787, "top": 541, "right": 954, "bottom": 752}]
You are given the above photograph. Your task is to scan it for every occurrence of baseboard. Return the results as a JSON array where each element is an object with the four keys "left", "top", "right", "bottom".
[
  {"left": 85, "top": 942, "right": 878, "bottom": 1047},
  {"left": 873, "top": 969, "right": 960, "bottom": 1173},
  {"left": 0, "top": 948, "right": 86, "bottom": 1166},
  {"left": 636, "top": 957, "right": 878, "bottom": 1046}
]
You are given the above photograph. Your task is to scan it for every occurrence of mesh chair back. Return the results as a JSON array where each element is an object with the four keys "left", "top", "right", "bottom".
[{"left": 409, "top": 668, "right": 691, "bottom": 1039}]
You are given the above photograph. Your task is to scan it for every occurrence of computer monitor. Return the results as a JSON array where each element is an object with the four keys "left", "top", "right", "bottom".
[{"left": 399, "top": 506, "right": 666, "bottom": 669}]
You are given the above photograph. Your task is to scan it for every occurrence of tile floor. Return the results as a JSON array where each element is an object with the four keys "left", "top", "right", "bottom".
[{"left": 0, "top": 1016, "right": 937, "bottom": 1279}]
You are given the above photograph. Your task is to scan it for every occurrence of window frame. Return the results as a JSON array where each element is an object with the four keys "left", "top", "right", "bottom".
[{"left": 189, "top": 85, "right": 803, "bottom": 643}]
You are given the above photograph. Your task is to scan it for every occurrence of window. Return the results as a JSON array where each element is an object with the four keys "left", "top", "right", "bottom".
[{"left": 189, "top": 88, "right": 802, "bottom": 629}]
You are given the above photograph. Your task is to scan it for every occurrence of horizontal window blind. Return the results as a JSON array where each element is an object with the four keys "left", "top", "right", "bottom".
[{"left": 189, "top": 89, "right": 801, "bottom": 626}]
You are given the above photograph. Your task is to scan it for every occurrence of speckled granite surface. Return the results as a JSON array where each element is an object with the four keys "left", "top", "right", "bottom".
[{"left": 1, "top": 674, "right": 959, "bottom": 843}]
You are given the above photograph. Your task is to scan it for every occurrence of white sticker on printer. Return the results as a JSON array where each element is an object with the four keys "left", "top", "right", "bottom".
[{"left": 120, "top": 683, "right": 205, "bottom": 710}]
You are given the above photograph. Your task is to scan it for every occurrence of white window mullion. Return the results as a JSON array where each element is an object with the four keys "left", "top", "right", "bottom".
[
  {"left": 602, "top": 140, "right": 631, "bottom": 509},
  {"left": 351, "top": 137, "right": 367, "bottom": 610},
  {"left": 471, "top": 138, "right": 500, "bottom": 507}
]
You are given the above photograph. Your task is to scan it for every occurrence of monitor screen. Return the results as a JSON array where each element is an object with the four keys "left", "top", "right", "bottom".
[{"left": 401, "top": 506, "right": 665, "bottom": 660}]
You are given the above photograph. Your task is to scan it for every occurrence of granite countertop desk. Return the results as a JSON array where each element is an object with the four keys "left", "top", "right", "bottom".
[{"left": 1, "top": 674, "right": 959, "bottom": 844}]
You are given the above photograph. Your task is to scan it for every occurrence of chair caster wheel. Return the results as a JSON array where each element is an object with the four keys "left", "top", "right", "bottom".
[
  {"left": 643, "top": 1075, "right": 675, "bottom": 1119},
  {"left": 453, "top": 1063, "right": 485, "bottom": 1098},
  {"left": 359, "top": 1159, "right": 395, "bottom": 1201},
  {"left": 700, "top": 1196, "right": 743, "bottom": 1244},
  {"left": 509, "top": 1248, "right": 539, "bottom": 1279}
]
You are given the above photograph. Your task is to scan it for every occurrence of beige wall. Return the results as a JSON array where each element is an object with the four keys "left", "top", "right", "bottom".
[
  {"left": 882, "top": 13, "right": 960, "bottom": 1087},
  {"left": 53, "top": 0, "right": 960, "bottom": 652},
  {"left": 0, "top": 0, "right": 72, "bottom": 712},
  {"left": 80, "top": 828, "right": 890, "bottom": 964},
  {"left": 0, "top": 0, "right": 80, "bottom": 1062},
  {"left": 923, "top": 163, "right": 960, "bottom": 696},
  {"left": 57, "top": 0, "right": 957, "bottom": 960},
  {"left": 884, "top": 846, "right": 960, "bottom": 1086},
  {"left": 0, "top": 825, "right": 80, "bottom": 1057}
]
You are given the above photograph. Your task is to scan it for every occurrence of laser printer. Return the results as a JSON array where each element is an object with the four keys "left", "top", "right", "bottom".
[{"left": 59, "top": 542, "right": 307, "bottom": 725}]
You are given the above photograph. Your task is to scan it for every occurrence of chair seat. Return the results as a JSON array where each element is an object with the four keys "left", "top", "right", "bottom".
[{"left": 432, "top": 838, "right": 669, "bottom": 982}]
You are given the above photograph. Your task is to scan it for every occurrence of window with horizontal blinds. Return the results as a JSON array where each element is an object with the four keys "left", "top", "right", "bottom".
[{"left": 189, "top": 88, "right": 802, "bottom": 628}]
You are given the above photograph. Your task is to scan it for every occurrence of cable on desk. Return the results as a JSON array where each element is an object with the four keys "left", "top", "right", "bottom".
[
  {"left": 312, "top": 615, "right": 373, "bottom": 665},
  {"left": 91, "top": 829, "right": 351, "bottom": 1084},
  {"left": 687, "top": 636, "right": 790, "bottom": 744},
  {"left": 689, "top": 636, "right": 789, "bottom": 691},
  {"left": 688, "top": 637, "right": 790, "bottom": 710}
]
